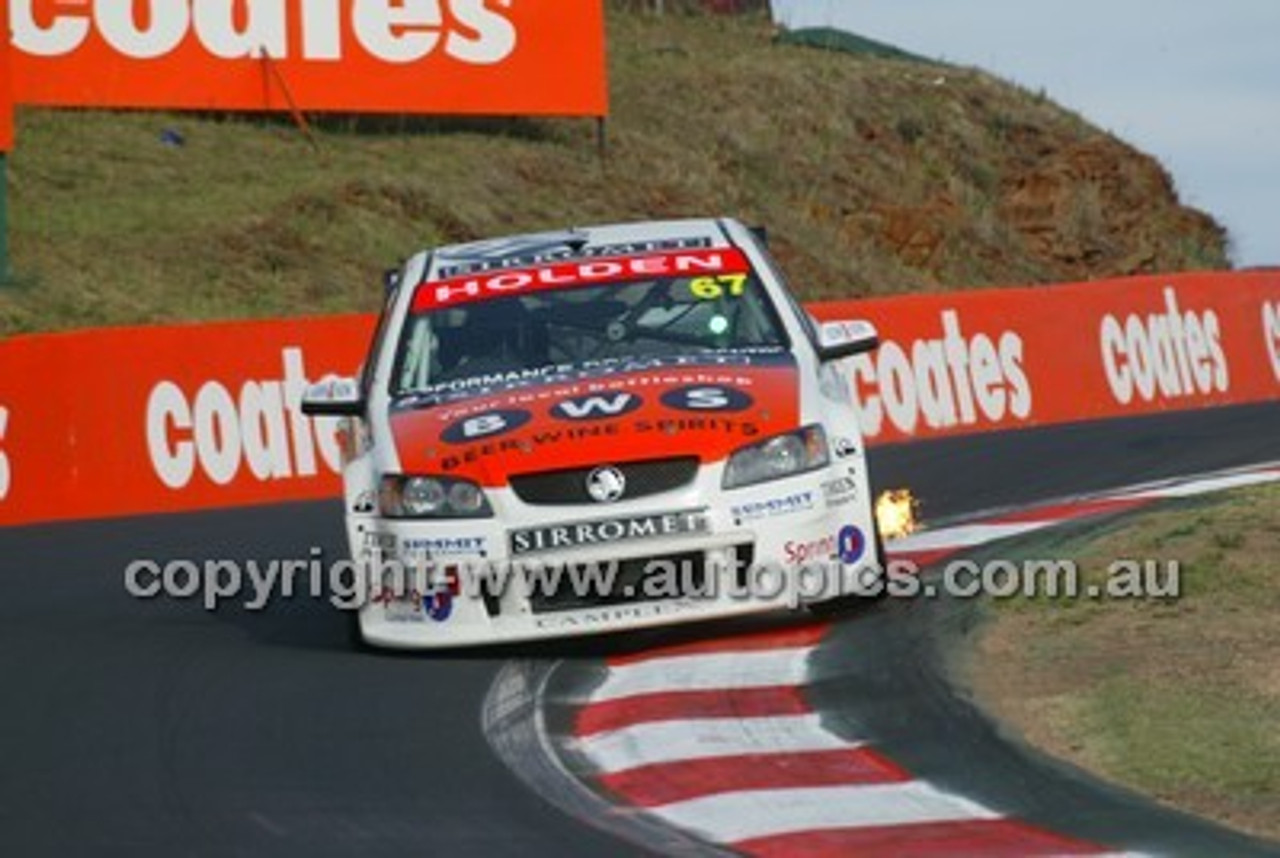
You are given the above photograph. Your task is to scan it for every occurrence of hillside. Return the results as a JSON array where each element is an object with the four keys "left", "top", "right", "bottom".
[{"left": 0, "top": 8, "right": 1229, "bottom": 334}]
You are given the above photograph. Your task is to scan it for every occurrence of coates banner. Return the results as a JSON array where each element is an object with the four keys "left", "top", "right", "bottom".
[
  {"left": 0, "top": 271, "right": 1277, "bottom": 527},
  {"left": 810, "top": 270, "right": 1280, "bottom": 445},
  {"left": 8, "top": 0, "right": 608, "bottom": 116},
  {"left": 0, "top": 315, "right": 373, "bottom": 527}
]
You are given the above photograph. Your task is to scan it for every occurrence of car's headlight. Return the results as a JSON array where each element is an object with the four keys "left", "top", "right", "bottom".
[
  {"left": 722, "top": 425, "right": 829, "bottom": 489},
  {"left": 379, "top": 475, "right": 494, "bottom": 519}
]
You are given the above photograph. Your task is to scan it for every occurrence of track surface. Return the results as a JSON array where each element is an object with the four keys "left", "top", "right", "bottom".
[{"left": 1, "top": 402, "right": 1276, "bottom": 855}]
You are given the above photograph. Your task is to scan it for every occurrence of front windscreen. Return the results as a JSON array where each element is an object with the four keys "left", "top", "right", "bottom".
[{"left": 393, "top": 269, "right": 788, "bottom": 396}]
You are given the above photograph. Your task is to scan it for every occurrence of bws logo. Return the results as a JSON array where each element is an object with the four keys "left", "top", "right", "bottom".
[
  {"left": 0, "top": 406, "right": 10, "bottom": 502},
  {"left": 13, "top": 0, "right": 517, "bottom": 65},
  {"left": 440, "top": 408, "right": 532, "bottom": 443},
  {"left": 146, "top": 347, "right": 344, "bottom": 489},
  {"left": 1099, "top": 288, "right": 1228, "bottom": 405},
  {"left": 441, "top": 386, "right": 754, "bottom": 444},
  {"left": 551, "top": 393, "right": 643, "bottom": 422},
  {"left": 1264, "top": 300, "right": 1280, "bottom": 383},
  {"left": 850, "top": 310, "right": 1031, "bottom": 437}
]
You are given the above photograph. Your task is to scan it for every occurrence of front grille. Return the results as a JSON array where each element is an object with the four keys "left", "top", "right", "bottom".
[
  {"left": 524, "top": 544, "right": 754, "bottom": 616},
  {"left": 528, "top": 550, "right": 707, "bottom": 615},
  {"left": 509, "top": 456, "right": 699, "bottom": 506}
]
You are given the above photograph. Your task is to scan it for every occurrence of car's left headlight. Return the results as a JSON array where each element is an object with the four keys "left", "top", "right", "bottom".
[
  {"left": 722, "top": 425, "right": 829, "bottom": 489},
  {"left": 379, "top": 474, "right": 494, "bottom": 519}
]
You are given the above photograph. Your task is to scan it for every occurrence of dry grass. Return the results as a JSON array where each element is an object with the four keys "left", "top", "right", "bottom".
[
  {"left": 975, "top": 483, "right": 1280, "bottom": 841},
  {"left": 0, "top": 7, "right": 1228, "bottom": 334}
]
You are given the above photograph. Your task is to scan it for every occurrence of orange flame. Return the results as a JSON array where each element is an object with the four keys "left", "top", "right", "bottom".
[{"left": 875, "top": 489, "right": 919, "bottom": 540}]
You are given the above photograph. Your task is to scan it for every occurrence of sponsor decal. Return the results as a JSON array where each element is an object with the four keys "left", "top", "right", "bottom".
[
  {"left": 837, "top": 524, "right": 866, "bottom": 564},
  {"left": 436, "top": 236, "right": 715, "bottom": 278},
  {"left": 1100, "top": 287, "right": 1229, "bottom": 404},
  {"left": 850, "top": 310, "right": 1031, "bottom": 436},
  {"left": 440, "top": 409, "right": 533, "bottom": 444},
  {"left": 415, "top": 250, "right": 750, "bottom": 312},
  {"left": 551, "top": 392, "right": 643, "bottom": 422},
  {"left": 400, "top": 536, "right": 488, "bottom": 558},
  {"left": 1263, "top": 300, "right": 1280, "bottom": 383},
  {"left": 832, "top": 436, "right": 859, "bottom": 459},
  {"left": 374, "top": 567, "right": 459, "bottom": 623},
  {"left": 534, "top": 601, "right": 684, "bottom": 631},
  {"left": 398, "top": 353, "right": 785, "bottom": 409},
  {"left": 821, "top": 476, "right": 859, "bottom": 508},
  {"left": 784, "top": 535, "right": 837, "bottom": 565},
  {"left": 659, "top": 385, "right": 754, "bottom": 413},
  {"left": 510, "top": 510, "right": 708, "bottom": 556},
  {"left": 422, "top": 590, "right": 454, "bottom": 623},
  {"left": 361, "top": 530, "right": 397, "bottom": 554},
  {"left": 433, "top": 417, "right": 760, "bottom": 472},
  {"left": 351, "top": 490, "right": 376, "bottom": 514},
  {"left": 730, "top": 490, "right": 816, "bottom": 524},
  {"left": 0, "top": 406, "right": 10, "bottom": 502},
  {"left": 146, "top": 347, "right": 343, "bottom": 489}
]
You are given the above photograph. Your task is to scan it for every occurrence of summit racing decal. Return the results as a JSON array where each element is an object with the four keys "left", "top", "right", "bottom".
[
  {"left": 413, "top": 249, "right": 752, "bottom": 312},
  {"left": 510, "top": 510, "right": 708, "bottom": 556}
]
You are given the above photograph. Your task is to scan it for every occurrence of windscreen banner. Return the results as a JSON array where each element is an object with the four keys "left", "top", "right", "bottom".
[
  {"left": 8, "top": 0, "right": 609, "bottom": 116},
  {"left": 0, "top": 272, "right": 1277, "bottom": 526}
]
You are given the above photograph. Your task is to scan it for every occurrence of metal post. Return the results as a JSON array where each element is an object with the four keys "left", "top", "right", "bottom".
[{"left": 0, "top": 153, "right": 9, "bottom": 284}]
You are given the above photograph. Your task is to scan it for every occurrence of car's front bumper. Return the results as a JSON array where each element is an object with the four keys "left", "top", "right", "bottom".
[{"left": 348, "top": 467, "right": 880, "bottom": 648}]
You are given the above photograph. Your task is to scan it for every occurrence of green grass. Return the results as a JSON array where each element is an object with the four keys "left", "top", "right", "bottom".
[
  {"left": 975, "top": 483, "right": 1280, "bottom": 839},
  {"left": 0, "top": 5, "right": 1229, "bottom": 334}
]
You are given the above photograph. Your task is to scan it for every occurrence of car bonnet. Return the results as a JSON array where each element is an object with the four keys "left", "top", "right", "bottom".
[{"left": 388, "top": 354, "right": 802, "bottom": 486}]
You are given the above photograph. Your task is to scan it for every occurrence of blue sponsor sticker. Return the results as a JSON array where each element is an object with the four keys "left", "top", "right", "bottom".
[
  {"left": 441, "top": 409, "right": 532, "bottom": 444},
  {"left": 423, "top": 590, "right": 454, "bottom": 623},
  {"left": 837, "top": 524, "right": 866, "bottom": 564}
]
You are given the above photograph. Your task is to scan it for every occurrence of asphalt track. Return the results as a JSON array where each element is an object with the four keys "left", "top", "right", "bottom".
[{"left": 1, "top": 401, "right": 1276, "bottom": 856}]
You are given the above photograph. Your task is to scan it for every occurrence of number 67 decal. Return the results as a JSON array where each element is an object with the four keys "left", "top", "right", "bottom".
[{"left": 689, "top": 274, "right": 748, "bottom": 300}]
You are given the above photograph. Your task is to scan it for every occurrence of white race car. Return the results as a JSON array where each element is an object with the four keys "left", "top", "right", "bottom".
[{"left": 304, "top": 218, "right": 884, "bottom": 648}]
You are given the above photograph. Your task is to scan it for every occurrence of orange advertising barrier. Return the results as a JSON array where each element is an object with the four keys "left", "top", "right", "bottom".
[
  {"left": 810, "top": 270, "right": 1280, "bottom": 445},
  {"left": 9, "top": 0, "right": 608, "bottom": 116},
  {"left": 0, "top": 315, "right": 374, "bottom": 527},
  {"left": 0, "top": 272, "right": 1277, "bottom": 527}
]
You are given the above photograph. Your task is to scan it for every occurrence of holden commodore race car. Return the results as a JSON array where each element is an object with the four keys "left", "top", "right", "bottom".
[{"left": 303, "top": 218, "right": 884, "bottom": 648}]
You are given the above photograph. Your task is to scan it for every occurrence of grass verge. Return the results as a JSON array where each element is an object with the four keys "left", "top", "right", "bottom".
[{"left": 972, "top": 482, "right": 1280, "bottom": 841}]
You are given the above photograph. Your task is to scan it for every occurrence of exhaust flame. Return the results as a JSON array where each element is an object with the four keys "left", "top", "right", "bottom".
[{"left": 876, "top": 489, "right": 919, "bottom": 540}]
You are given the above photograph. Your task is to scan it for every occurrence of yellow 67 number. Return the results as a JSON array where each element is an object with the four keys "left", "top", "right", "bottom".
[{"left": 689, "top": 274, "right": 748, "bottom": 300}]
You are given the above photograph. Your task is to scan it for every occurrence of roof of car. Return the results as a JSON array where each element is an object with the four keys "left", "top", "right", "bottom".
[{"left": 423, "top": 218, "right": 737, "bottom": 281}]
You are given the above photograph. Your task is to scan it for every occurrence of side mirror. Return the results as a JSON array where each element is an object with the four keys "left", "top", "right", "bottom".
[
  {"left": 301, "top": 376, "right": 365, "bottom": 417},
  {"left": 383, "top": 267, "right": 402, "bottom": 294},
  {"left": 816, "top": 319, "right": 879, "bottom": 362}
]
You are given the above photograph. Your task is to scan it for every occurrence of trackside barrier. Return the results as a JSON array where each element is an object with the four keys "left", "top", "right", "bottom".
[{"left": 0, "top": 272, "right": 1277, "bottom": 526}]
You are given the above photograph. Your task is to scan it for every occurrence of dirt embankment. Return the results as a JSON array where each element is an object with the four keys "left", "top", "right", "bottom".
[{"left": 2, "top": 8, "right": 1230, "bottom": 332}]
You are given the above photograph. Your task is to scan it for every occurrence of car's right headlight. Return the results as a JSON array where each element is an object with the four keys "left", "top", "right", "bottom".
[
  {"left": 722, "top": 425, "right": 829, "bottom": 489},
  {"left": 379, "top": 474, "right": 493, "bottom": 519}
]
